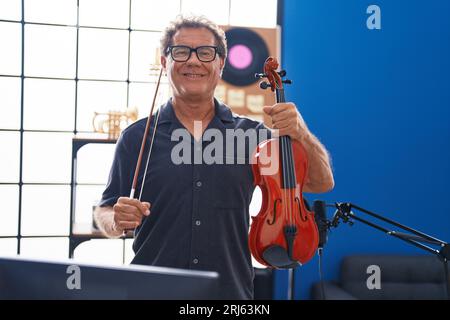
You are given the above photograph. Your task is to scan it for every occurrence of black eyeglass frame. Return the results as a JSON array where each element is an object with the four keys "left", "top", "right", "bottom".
[{"left": 167, "top": 45, "right": 219, "bottom": 62}]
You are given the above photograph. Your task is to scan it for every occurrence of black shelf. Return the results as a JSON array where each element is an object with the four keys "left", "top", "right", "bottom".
[{"left": 69, "top": 135, "right": 132, "bottom": 259}]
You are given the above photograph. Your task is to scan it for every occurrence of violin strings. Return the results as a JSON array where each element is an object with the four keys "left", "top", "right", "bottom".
[
  {"left": 281, "top": 135, "right": 289, "bottom": 226},
  {"left": 280, "top": 88, "right": 295, "bottom": 226},
  {"left": 289, "top": 149, "right": 296, "bottom": 216},
  {"left": 281, "top": 136, "right": 294, "bottom": 225},
  {"left": 286, "top": 135, "right": 293, "bottom": 219},
  {"left": 282, "top": 137, "right": 288, "bottom": 224},
  {"left": 286, "top": 137, "right": 296, "bottom": 222},
  {"left": 277, "top": 88, "right": 290, "bottom": 226},
  {"left": 278, "top": 88, "right": 292, "bottom": 224},
  {"left": 277, "top": 89, "right": 284, "bottom": 211}
]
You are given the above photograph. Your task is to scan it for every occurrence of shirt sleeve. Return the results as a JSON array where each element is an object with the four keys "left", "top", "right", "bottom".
[{"left": 255, "top": 120, "right": 272, "bottom": 143}]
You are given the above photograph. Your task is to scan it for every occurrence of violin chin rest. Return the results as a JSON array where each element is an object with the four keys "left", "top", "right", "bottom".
[{"left": 262, "top": 245, "right": 301, "bottom": 269}]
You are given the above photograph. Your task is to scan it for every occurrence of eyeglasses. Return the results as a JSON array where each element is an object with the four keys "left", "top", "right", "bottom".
[{"left": 167, "top": 45, "right": 218, "bottom": 62}]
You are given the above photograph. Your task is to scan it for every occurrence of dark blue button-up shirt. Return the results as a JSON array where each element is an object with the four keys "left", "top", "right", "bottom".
[{"left": 99, "top": 98, "right": 269, "bottom": 299}]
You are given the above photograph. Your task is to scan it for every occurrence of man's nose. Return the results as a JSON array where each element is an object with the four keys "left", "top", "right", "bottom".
[{"left": 186, "top": 51, "right": 202, "bottom": 65}]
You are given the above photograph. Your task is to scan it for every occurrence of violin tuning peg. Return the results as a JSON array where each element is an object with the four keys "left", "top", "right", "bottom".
[
  {"left": 278, "top": 70, "right": 287, "bottom": 77},
  {"left": 259, "top": 81, "right": 271, "bottom": 90},
  {"left": 282, "top": 79, "right": 292, "bottom": 85},
  {"left": 255, "top": 72, "right": 266, "bottom": 79}
]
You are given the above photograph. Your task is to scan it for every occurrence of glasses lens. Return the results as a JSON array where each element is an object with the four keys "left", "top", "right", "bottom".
[
  {"left": 170, "top": 46, "right": 217, "bottom": 62},
  {"left": 171, "top": 46, "right": 190, "bottom": 61},
  {"left": 197, "top": 47, "right": 216, "bottom": 62}
]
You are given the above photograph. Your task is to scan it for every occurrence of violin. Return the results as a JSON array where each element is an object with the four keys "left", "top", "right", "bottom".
[{"left": 249, "top": 57, "right": 319, "bottom": 268}]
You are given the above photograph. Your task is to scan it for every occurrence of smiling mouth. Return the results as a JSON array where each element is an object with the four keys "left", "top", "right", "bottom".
[{"left": 183, "top": 73, "right": 206, "bottom": 79}]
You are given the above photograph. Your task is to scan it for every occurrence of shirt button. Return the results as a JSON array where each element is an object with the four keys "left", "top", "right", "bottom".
[
  {"left": 196, "top": 181, "right": 202, "bottom": 187},
  {"left": 195, "top": 220, "right": 201, "bottom": 226},
  {"left": 193, "top": 258, "right": 199, "bottom": 264}
]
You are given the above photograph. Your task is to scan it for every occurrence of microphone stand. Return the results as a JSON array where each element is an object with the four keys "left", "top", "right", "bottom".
[{"left": 329, "top": 202, "right": 450, "bottom": 300}]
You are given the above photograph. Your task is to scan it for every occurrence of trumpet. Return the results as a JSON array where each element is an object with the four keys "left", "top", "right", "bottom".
[{"left": 93, "top": 107, "right": 138, "bottom": 139}]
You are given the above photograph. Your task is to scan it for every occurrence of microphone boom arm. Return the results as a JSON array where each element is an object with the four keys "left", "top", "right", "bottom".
[
  {"left": 332, "top": 202, "right": 448, "bottom": 258},
  {"left": 330, "top": 202, "right": 450, "bottom": 299}
]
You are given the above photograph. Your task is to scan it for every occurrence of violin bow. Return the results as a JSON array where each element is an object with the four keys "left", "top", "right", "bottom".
[
  {"left": 130, "top": 67, "right": 164, "bottom": 199},
  {"left": 122, "top": 67, "right": 164, "bottom": 236}
]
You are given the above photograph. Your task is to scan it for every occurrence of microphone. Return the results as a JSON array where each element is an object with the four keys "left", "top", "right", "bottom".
[{"left": 313, "top": 200, "right": 329, "bottom": 248}]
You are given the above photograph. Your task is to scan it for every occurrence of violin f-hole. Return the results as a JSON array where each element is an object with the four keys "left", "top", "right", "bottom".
[
  {"left": 267, "top": 198, "right": 282, "bottom": 225},
  {"left": 295, "top": 197, "right": 308, "bottom": 222}
]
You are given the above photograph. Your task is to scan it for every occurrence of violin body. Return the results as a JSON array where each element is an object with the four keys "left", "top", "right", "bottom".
[
  {"left": 249, "top": 138, "right": 319, "bottom": 267},
  {"left": 249, "top": 56, "right": 319, "bottom": 268}
]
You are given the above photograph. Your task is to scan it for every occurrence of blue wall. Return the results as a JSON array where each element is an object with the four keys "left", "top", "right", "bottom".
[{"left": 277, "top": 0, "right": 450, "bottom": 299}]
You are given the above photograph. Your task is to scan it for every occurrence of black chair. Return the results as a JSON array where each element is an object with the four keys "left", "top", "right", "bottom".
[{"left": 311, "top": 255, "right": 449, "bottom": 300}]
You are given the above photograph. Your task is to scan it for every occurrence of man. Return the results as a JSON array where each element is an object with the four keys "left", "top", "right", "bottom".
[{"left": 94, "top": 15, "right": 334, "bottom": 300}]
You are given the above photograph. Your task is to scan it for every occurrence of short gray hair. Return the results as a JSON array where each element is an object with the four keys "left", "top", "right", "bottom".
[{"left": 160, "top": 15, "right": 227, "bottom": 60}]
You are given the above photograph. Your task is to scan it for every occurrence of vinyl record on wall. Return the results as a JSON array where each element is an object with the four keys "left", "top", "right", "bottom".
[{"left": 222, "top": 27, "right": 270, "bottom": 87}]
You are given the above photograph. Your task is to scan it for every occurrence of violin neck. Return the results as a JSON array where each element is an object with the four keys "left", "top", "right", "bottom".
[
  {"left": 275, "top": 88, "right": 291, "bottom": 141},
  {"left": 275, "top": 88, "right": 297, "bottom": 189},
  {"left": 276, "top": 88, "right": 285, "bottom": 105}
]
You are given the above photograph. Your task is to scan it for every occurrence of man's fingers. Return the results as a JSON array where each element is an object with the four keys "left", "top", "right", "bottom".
[
  {"left": 142, "top": 202, "right": 151, "bottom": 216},
  {"left": 118, "top": 197, "right": 144, "bottom": 207},
  {"left": 118, "top": 205, "right": 143, "bottom": 221},
  {"left": 117, "top": 197, "right": 151, "bottom": 216},
  {"left": 116, "top": 203, "right": 138, "bottom": 213},
  {"left": 263, "top": 106, "right": 273, "bottom": 115},
  {"left": 114, "top": 211, "right": 143, "bottom": 226},
  {"left": 117, "top": 203, "right": 146, "bottom": 217},
  {"left": 114, "top": 204, "right": 148, "bottom": 224},
  {"left": 117, "top": 220, "right": 140, "bottom": 231},
  {"left": 142, "top": 202, "right": 151, "bottom": 209},
  {"left": 272, "top": 114, "right": 297, "bottom": 129},
  {"left": 269, "top": 103, "right": 294, "bottom": 115},
  {"left": 273, "top": 121, "right": 290, "bottom": 130},
  {"left": 113, "top": 204, "right": 140, "bottom": 221},
  {"left": 271, "top": 112, "right": 293, "bottom": 125}
]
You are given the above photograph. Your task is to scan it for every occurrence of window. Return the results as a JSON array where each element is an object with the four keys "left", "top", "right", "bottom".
[
  {"left": 0, "top": 0, "right": 278, "bottom": 265},
  {"left": 0, "top": 22, "right": 21, "bottom": 76}
]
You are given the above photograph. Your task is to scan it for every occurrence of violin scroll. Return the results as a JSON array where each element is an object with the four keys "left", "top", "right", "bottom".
[{"left": 254, "top": 57, "right": 292, "bottom": 91}]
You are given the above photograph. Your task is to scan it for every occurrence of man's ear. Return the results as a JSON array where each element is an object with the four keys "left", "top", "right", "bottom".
[
  {"left": 219, "top": 57, "right": 225, "bottom": 76},
  {"left": 161, "top": 55, "right": 167, "bottom": 70}
]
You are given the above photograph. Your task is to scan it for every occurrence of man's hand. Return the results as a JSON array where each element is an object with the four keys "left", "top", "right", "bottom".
[
  {"left": 263, "top": 102, "right": 334, "bottom": 193},
  {"left": 263, "top": 102, "right": 308, "bottom": 142},
  {"left": 112, "top": 197, "right": 151, "bottom": 232}
]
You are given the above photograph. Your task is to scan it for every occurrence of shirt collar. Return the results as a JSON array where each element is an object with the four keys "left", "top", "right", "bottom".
[
  {"left": 157, "top": 98, "right": 234, "bottom": 125},
  {"left": 214, "top": 98, "right": 234, "bottom": 124},
  {"left": 156, "top": 99, "right": 176, "bottom": 125}
]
